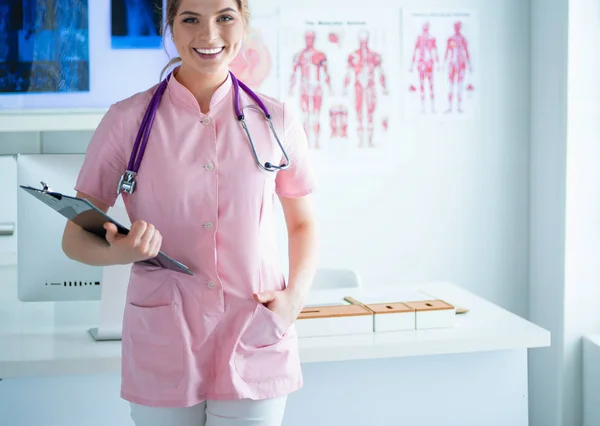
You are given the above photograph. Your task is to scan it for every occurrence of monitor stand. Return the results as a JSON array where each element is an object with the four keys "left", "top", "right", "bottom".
[
  {"left": 87, "top": 327, "right": 122, "bottom": 341},
  {"left": 87, "top": 262, "right": 130, "bottom": 342}
]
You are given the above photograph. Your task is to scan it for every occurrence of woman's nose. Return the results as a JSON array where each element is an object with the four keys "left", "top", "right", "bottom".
[{"left": 197, "top": 22, "right": 218, "bottom": 42}]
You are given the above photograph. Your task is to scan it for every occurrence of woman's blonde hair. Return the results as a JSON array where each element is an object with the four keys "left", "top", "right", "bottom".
[{"left": 160, "top": 0, "right": 251, "bottom": 79}]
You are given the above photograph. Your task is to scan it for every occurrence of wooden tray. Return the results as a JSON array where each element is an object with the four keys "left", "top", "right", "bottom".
[
  {"left": 403, "top": 300, "right": 454, "bottom": 312},
  {"left": 345, "top": 296, "right": 466, "bottom": 314},
  {"left": 362, "top": 302, "right": 414, "bottom": 314},
  {"left": 298, "top": 304, "right": 372, "bottom": 320}
]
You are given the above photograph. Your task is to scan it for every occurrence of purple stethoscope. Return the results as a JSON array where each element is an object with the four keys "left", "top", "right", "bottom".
[{"left": 117, "top": 71, "right": 290, "bottom": 195}]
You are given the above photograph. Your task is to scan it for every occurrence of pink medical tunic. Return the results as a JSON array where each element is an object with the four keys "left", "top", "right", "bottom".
[{"left": 74, "top": 69, "right": 317, "bottom": 408}]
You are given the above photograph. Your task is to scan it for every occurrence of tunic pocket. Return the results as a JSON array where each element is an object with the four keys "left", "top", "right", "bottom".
[
  {"left": 124, "top": 302, "right": 185, "bottom": 389},
  {"left": 234, "top": 303, "right": 299, "bottom": 383}
]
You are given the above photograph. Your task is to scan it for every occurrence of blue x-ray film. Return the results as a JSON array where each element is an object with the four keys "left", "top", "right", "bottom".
[
  {"left": 0, "top": 0, "right": 89, "bottom": 93},
  {"left": 111, "top": 0, "right": 163, "bottom": 49}
]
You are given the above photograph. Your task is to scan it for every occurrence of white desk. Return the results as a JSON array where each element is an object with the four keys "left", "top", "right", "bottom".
[{"left": 0, "top": 265, "right": 550, "bottom": 426}]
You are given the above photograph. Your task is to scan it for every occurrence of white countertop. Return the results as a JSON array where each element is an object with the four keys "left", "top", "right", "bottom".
[
  {"left": 0, "top": 108, "right": 107, "bottom": 132},
  {"left": 0, "top": 265, "right": 551, "bottom": 379}
]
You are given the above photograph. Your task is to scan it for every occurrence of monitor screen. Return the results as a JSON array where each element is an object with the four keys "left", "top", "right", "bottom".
[{"left": 16, "top": 154, "right": 130, "bottom": 302}]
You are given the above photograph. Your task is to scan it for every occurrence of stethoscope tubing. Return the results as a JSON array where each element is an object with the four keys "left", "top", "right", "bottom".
[{"left": 117, "top": 71, "right": 290, "bottom": 196}]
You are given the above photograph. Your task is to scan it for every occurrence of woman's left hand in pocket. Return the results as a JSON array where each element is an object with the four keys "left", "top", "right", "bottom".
[{"left": 252, "top": 289, "right": 304, "bottom": 324}]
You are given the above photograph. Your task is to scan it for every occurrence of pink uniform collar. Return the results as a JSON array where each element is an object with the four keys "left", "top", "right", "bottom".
[{"left": 167, "top": 66, "right": 233, "bottom": 113}]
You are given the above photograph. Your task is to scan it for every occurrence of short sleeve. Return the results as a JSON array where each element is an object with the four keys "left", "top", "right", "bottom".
[
  {"left": 275, "top": 102, "right": 318, "bottom": 198},
  {"left": 74, "top": 103, "right": 126, "bottom": 207}
]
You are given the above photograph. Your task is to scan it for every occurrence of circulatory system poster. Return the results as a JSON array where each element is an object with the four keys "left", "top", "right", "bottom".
[{"left": 402, "top": 10, "right": 479, "bottom": 120}]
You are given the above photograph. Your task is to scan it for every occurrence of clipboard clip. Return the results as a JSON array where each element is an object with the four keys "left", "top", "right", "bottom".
[
  {"left": 41, "top": 181, "right": 53, "bottom": 193},
  {"left": 40, "top": 181, "right": 62, "bottom": 200}
]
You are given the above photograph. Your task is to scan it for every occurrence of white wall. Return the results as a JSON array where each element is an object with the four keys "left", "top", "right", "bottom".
[
  {"left": 529, "top": 0, "right": 600, "bottom": 425},
  {"left": 528, "top": 1, "right": 568, "bottom": 424},
  {"left": 0, "top": 0, "right": 532, "bottom": 318},
  {"left": 563, "top": 0, "right": 600, "bottom": 422},
  {"left": 565, "top": 0, "right": 600, "bottom": 423}
]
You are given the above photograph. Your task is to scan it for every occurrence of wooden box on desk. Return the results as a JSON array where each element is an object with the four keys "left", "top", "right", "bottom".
[
  {"left": 363, "top": 302, "right": 416, "bottom": 332},
  {"left": 348, "top": 298, "right": 456, "bottom": 331},
  {"left": 404, "top": 300, "right": 456, "bottom": 330},
  {"left": 295, "top": 304, "right": 373, "bottom": 337}
]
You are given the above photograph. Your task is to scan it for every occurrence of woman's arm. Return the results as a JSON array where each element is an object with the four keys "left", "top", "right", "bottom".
[
  {"left": 279, "top": 193, "right": 318, "bottom": 304},
  {"left": 253, "top": 102, "right": 319, "bottom": 321},
  {"left": 253, "top": 193, "right": 318, "bottom": 322}
]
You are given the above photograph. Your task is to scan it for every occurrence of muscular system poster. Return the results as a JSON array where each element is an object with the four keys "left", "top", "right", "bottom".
[
  {"left": 279, "top": 8, "right": 402, "bottom": 171},
  {"left": 403, "top": 10, "right": 478, "bottom": 120}
]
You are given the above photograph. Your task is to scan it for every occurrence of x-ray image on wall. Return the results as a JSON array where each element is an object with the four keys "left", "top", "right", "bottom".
[
  {"left": 0, "top": 0, "right": 89, "bottom": 94},
  {"left": 111, "top": 0, "right": 163, "bottom": 49}
]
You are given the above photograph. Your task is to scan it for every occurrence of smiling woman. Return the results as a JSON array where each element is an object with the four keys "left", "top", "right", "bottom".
[
  {"left": 158, "top": 0, "right": 250, "bottom": 112},
  {"left": 62, "top": 0, "right": 319, "bottom": 425},
  {"left": 160, "top": 0, "right": 250, "bottom": 98}
]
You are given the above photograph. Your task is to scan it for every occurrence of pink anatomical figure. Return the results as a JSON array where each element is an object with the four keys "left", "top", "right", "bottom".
[
  {"left": 289, "top": 31, "right": 333, "bottom": 149},
  {"left": 343, "top": 29, "right": 388, "bottom": 148},
  {"left": 444, "top": 21, "right": 472, "bottom": 113},
  {"left": 229, "top": 29, "right": 272, "bottom": 89},
  {"left": 410, "top": 22, "right": 439, "bottom": 113},
  {"left": 329, "top": 105, "right": 349, "bottom": 138}
]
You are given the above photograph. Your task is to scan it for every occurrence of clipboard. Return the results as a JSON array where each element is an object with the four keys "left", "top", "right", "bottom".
[{"left": 20, "top": 183, "right": 193, "bottom": 276}]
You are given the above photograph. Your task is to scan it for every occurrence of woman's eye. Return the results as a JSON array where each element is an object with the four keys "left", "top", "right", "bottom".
[
  {"left": 218, "top": 16, "right": 233, "bottom": 22},
  {"left": 182, "top": 17, "right": 197, "bottom": 23}
]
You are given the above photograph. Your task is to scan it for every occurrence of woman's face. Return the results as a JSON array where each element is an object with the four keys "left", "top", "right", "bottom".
[{"left": 171, "top": 0, "right": 245, "bottom": 77}]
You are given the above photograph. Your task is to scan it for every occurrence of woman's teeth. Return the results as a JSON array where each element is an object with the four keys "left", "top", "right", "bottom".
[{"left": 194, "top": 47, "right": 224, "bottom": 55}]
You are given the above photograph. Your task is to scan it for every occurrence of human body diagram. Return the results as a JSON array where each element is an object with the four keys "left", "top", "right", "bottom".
[
  {"left": 342, "top": 29, "right": 388, "bottom": 148},
  {"left": 409, "top": 22, "right": 439, "bottom": 113},
  {"left": 405, "top": 15, "right": 476, "bottom": 118},
  {"left": 288, "top": 31, "right": 333, "bottom": 149},
  {"left": 287, "top": 28, "right": 390, "bottom": 150},
  {"left": 443, "top": 21, "right": 472, "bottom": 113}
]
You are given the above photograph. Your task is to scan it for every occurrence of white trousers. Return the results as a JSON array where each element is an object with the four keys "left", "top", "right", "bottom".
[{"left": 129, "top": 397, "right": 287, "bottom": 426}]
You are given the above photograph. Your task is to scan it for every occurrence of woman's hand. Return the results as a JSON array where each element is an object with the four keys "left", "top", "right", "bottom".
[
  {"left": 253, "top": 288, "right": 305, "bottom": 325},
  {"left": 103, "top": 220, "right": 162, "bottom": 265}
]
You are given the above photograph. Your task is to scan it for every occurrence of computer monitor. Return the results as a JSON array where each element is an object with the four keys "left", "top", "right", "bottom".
[
  {"left": 0, "top": 155, "right": 17, "bottom": 266},
  {"left": 16, "top": 153, "right": 130, "bottom": 302}
]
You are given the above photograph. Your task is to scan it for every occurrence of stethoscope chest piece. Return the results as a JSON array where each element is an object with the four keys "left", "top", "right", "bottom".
[{"left": 118, "top": 170, "right": 137, "bottom": 195}]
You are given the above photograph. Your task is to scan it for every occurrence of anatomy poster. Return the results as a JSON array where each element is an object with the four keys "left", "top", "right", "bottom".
[
  {"left": 403, "top": 10, "right": 479, "bottom": 120},
  {"left": 228, "top": 14, "right": 279, "bottom": 98},
  {"left": 0, "top": 0, "right": 89, "bottom": 94},
  {"left": 279, "top": 8, "right": 402, "bottom": 172},
  {"left": 111, "top": 0, "right": 163, "bottom": 49}
]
